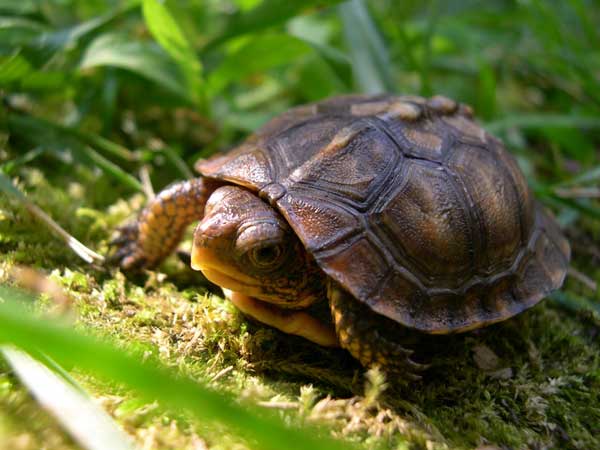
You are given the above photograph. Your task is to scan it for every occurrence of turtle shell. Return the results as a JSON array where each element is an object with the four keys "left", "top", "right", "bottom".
[{"left": 195, "top": 95, "right": 570, "bottom": 334}]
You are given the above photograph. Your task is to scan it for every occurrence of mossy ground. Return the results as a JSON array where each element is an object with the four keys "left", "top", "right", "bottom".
[{"left": 0, "top": 168, "right": 598, "bottom": 450}]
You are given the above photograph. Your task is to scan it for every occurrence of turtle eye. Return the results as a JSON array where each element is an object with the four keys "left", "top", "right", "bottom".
[{"left": 248, "top": 244, "right": 284, "bottom": 269}]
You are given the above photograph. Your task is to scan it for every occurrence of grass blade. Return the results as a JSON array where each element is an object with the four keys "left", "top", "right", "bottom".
[
  {"left": 2, "top": 347, "right": 135, "bottom": 450},
  {"left": 550, "top": 291, "right": 600, "bottom": 314},
  {"left": 555, "top": 166, "right": 600, "bottom": 188},
  {"left": 339, "top": 0, "right": 394, "bottom": 94},
  {"left": 84, "top": 147, "right": 143, "bottom": 192},
  {"left": 161, "top": 147, "right": 194, "bottom": 179},
  {"left": 485, "top": 114, "right": 600, "bottom": 133},
  {"left": 0, "top": 288, "right": 355, "bottom": 450}
]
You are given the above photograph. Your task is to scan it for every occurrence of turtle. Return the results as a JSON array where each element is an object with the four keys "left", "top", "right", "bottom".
[{"left": 111, "top": 94, "right": 570, "bottom": 378}]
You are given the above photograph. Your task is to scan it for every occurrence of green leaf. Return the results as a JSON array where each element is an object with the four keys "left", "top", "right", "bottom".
[
  {"left": 556, "top": 166, "right": 600, "bottom": 188},
  {"left": 0, "top": 51, "right": 33, "bottom": 85},
  {"left": 205, "top": 0, "right": 345, "bottom": 50},
  {"left": 80, "top": 32, "right": 190, "bottom": 101},
  {"left": 20, "top": 2, "right": 139, "bottom": 67},
  {"left": 339, "top": 0, "right": 394, "bottom": 94},
  {"left": 0, "top": 0, "right": 38, "bottom": 14},
  {"left": 0, "top": 288, "right": 355, "bottom": 450},
  {"left": 0, "top": 17, "right": 47, "bottom": 50},
  {"left": 142, "top": 0, "right": 203, "bottom": 104},
  {"left": 208, "top": 33, "right": 312, "bottom": 93}
]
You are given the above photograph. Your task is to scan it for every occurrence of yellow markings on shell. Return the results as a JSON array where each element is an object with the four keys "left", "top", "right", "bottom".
[
  {"left": 350, "top": 101, "right": 390, "bottom": 116},
  {"left": 404, "top": 128, "right": 443, "bottom": 151},
  {"left": 443, "top": 114, "right": 486, "bottom": 142},
  {"left": 427, "top": 95, "right": 458, "bottom": 114},
  {"left": 385, "top": 101, "right": 422, "bottom": 121},
  {"left": 327, "top": 122, "right": 365, "bottom": 152},
  {"left": 459, "top": 103, "right": 474, "bottom": 118}
]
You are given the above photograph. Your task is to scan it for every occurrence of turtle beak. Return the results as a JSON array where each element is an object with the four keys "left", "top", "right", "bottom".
[
  {"left": 191, "top": 217, "right": 224, "bottom": 271},
  {"left": 190, "top": 239, "right": 211, "bottom": 271},
  {"left": 190, "top": 243, "right": 203, "bottom": 271}
]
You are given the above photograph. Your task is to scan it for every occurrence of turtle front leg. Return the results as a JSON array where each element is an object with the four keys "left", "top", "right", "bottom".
[
  {"left": 111, "top": 178, "right": 222, "bottom": 270},
  {"left": 225, "top": 290, "right": 339, "bottom": 347},
  {"left": 328, "top": 283, "right": 428, "bottom": 380}
]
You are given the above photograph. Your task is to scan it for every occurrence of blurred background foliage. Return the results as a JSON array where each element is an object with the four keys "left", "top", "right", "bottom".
[
  {"left": 0, "top": 0, "right": 599, "bottom": 448},
  {"left": 1, "top": 0, "right": 599, "bottom": 189}
]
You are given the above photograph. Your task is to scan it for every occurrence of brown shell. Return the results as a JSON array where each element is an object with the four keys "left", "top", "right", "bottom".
[{"left": 196, "top": 95, "right": 570, "bottom": 333}]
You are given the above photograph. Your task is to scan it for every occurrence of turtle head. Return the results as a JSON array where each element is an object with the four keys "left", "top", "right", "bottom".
[{"left": 191, "top": 185, "right": 324, "bottom": 307}]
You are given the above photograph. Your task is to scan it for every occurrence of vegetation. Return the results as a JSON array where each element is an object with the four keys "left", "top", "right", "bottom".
[{"left": 0, "top": 0, "right": 598, "bottom": 449}]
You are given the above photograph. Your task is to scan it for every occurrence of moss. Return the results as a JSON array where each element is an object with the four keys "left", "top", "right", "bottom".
[{"left": 0, "top": 170, "right": 598, "bottom": 450}]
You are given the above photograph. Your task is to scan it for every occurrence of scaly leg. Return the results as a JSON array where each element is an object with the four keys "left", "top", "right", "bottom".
[
  {"left": 328, "top": 282, "right": 428, "bottom": 380},
  {"left": 111, "top": 178, "right": 221, "bottom": 270}
]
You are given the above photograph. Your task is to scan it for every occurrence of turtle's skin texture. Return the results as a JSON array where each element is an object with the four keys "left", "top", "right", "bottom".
[{"left": 112, "top": 94, "right": 570, "bottom": 379}]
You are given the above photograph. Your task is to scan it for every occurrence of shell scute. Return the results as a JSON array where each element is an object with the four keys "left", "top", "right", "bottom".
[
  {"left": 372, "top": 161, "right": 472, "bottom": 286},
  {"left": 448, "top": 144, "right": 525, "bottom": 274},
  {"left": 287, "top": 122, "right": 400, "bottom": 205},
  {"left": 319, "top": 236, "right": 389, "bottom": 301},
  {"left": 276, "top": 193, "right": 361, "bottom": 252}
]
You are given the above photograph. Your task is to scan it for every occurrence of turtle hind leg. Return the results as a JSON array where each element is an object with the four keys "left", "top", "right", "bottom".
[
  {"left": 327, "top": 282, "right": 428, "bottom": 381},
  {"left": 110, "top": 177, "right": 222, "bottom": 270}
]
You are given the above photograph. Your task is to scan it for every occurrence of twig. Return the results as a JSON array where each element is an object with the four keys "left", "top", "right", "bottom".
[
  {"left": 568, "top": 267, "right": 598, "bottom": 292},
  {"left": 0, "top": 172, "right": 104, "bottom": 264},
  {"left": 257, "top": 401, "right": 298, "bottom": 410},
  {"left": 209, "top": 365, "right": 234, "bottom": 382},
  {"left": 139, "top": 165, "right": 155, "bottom": 200},
  {"left": 554, "top": 187, "right": 600, "bottom": 199}
]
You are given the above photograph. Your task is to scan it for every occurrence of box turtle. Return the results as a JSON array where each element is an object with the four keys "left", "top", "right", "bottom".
[{"left": 112, "top": 94, "right": 570, "bottom": 378}]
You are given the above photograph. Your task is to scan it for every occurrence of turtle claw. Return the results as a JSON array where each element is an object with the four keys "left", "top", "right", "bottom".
[
  {"left": 108, "top": 233, "right": 132, "bottom": 247},
  {"left": 378, "top": 340, "right": 430, "bottom": 380},
  {"left": 109, "top": 223, "right": 138, "bottom": 245},
  {"left": 407, "top": 358, "right": 430, "bottom": 371},
  {"left": 107, "top": 221, "right": 149, "bottom": 271},
  {"left": 403, "top": 371, "right": 423, "bottom": 382}
]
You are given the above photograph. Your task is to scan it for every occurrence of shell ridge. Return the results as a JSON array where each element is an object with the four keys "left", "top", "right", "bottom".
[{"left": 443, "top": 165, "right": 485, "bottom": 274}]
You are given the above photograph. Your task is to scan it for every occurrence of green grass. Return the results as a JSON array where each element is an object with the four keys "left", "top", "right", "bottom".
[{"left": 1, "top": 0, "right": 599, "bottom": 449}]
